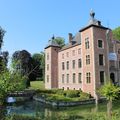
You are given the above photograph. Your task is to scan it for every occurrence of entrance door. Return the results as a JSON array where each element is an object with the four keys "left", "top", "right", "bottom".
[{"left": 110, "top": 73, "right": 115, "bottom": 83}]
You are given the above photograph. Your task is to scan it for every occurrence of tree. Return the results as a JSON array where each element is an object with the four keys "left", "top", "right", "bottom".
[
  {"left": 99, "top": 82, "right": 120, "bottom": 118},
  {"left": 1, "top": 51, "right": 9, "bottom": 66},
  {"left": 0, "top": 69, "right": 26, "bottom": 118},
  {"left": 0, "top": 26, "right": 5, "bottom": 51},
  {"left": 112, "top": 26, "right": 120, "bottom": 40},
  {"left": 31, "top": 52, "right": 45, "bottom": 81},
  {"left": 30, "top": 53, "right": 41, "bottom": 81},
  {"left": 12, "top": 50, "right": 32, "bottom": 87},
  {"left": 53, "top": 37, "right": 65, "bottom": 48}
]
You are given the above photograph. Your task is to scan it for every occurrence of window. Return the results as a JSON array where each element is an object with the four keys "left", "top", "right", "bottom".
[
  {"left": 100, "top": 71, "right": 104, "bottom": 84},
  {"left": 118, "top": 49, "right": 120, "bottom": 54},
  {"left": 62, "top": 62, "right": 65, "bottom": 70},
  {"left": 72, "top": 50, "right": 75, "bottom": 56},
  {"left": 66, "top": 52, "right": 69, "bottom": 57},
  {"left": 62, "top": 74, "right": 64, "bottom": 83},
  {"left": 86, "top": 55, "right": 90, "bottom": 65},
  {"left": 78, "top": 48, "right": 81, "bottom": 54},
  {"left": 47, "top": 53, "right": 49, "bottom": 60},
  {"left": 73, "top": 73, "right": 76, "bottom": 83},
  {"left": 119, "top": 60, "right": 120, "bottom": 68},
  {"left": 72, "top": 60, "right": 75, "bottom": 69},
  {"left": 85, "top": 37, "right": 89, "bottom": 49},
  {"left": 62, "top": 54, "right": 64, "bottom": 59},
  {"left": 67, "top": 74, "right": 69, "bottom": 83},
  {"left": 99, "top": 54, "right": 104, "bottom": 65},
  {"left": 98, "top": 40, "right": 103, "bottom": 48},
  {"left": 86, "top": 72, "right": 91, "bottom": 83},
  {"left": 78, "top": 59, "right": 82, "bottom": 68},
  {"left": 67, "top": 61, "right": 69, "bottom": 70},
  {"left": 47, "top": 64, "right": 49, "bottom": 71},
  {"left": 78, "top": 73, "right": 82, "bottom": 83},
  {"left": 47, "top": 75, "right": 49, "bottom": 83}
]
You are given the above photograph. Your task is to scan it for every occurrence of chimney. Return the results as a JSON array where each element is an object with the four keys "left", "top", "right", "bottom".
[{"left": 69, "top": 33, "right": 72, "bottom": 43}]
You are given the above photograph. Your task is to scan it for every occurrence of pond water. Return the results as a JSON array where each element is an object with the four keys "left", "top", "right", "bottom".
[{"left": 6, "top": 99, "right": 120, "bottom": 119}]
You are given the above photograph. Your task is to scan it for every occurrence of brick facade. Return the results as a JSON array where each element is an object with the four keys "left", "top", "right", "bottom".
[{"left": 45, "top": 11, "right": 120, "bottom": 98}]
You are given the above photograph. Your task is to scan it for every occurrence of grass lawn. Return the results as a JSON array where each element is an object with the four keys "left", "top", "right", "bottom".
[{"left": 29, "top": 81, "right": 45, "bottom": 90}]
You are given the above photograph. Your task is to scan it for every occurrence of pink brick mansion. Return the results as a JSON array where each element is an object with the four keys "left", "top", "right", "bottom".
[{"left": 45, "top": 11, "right": 120, "bottom": 98}]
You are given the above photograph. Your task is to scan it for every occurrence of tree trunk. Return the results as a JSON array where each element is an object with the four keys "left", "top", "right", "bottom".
[{"left": 107, "top": 100, "right": 112, "bottom": 119}]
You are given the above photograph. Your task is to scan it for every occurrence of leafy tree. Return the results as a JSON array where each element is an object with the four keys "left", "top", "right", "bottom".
[
  {"left": 12, "top": 50, "right": 32, "bottom": 87},
  {"left": 39, "top": 52, "right": 45, "bottom": 81},
  {"left": 99, "top": 82, "right": 120, "bottom": 118},
  {"left": 0, "top": 69, "right": 26, "bottom": 118},
  {"left": 1, "top": 51, "right": 9, "bottom": 66},
  {"left": 0, "top": 26, "right": 5, "bottom": 51},
  {"left": 0, "top": 27, "right": 9, "bottom": 70},
  {"left": 112, "top": 26, "right": 120, "bottom": 40},
  {"left": 53, "top": 36, "right": 65, "bottom": 48},
  {"left": 0, "top": 60, "right": 26, "bottom": 105},
  {"left": 31, "top": 52, "right": 45, "bottom": 81}
]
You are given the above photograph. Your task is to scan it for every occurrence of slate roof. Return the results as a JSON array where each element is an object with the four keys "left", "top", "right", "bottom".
[
  {"left": 80, "top": 10, "right": 108, "bottom": 32},
  {"left": 45, "top": 36, "right": 60, "bottom": 49},
  {"left": 60, "top": 32, "right": 81, "bottom": 51}
]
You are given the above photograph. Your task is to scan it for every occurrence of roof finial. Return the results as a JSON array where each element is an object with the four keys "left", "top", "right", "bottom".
[
  {"left": 52, "top": 34, "right": 55, "bottom": 40},
  {"left": 90, "top": 9, "right": 95, "bottom": 19}
]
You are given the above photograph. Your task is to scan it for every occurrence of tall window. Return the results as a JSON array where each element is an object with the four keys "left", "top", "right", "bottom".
[
  {"left": 99, "top": 54, "right": 104, "bottom": 65},
  {"left": 47, "top": 53, "right": 49, "bottom": 60},
  {"left": 73, "top": 73, "right": 76, "bottom": 83},
  {"left": 67, "top": 74, "right": 69, "bottom": 83},
  {"left": 62, "top": 62, "right": 65, "bottom": 70},
  {"left": 72, "top": 60, "right": 75, "bottom": 69},
  {"left": 86, "top": 55, "right": 90, "bottom": 65},
  {"left": 72, "top": 50, "right": 75, "bottom": 56},
  {"left": 86, "top": 72, "right": 91, "bottom": 83},
  {"left": 85, "top": 37, "right": 89, "bottom": 49},
  {"left": 78, "top": 73, "right": 82, "bottom": 83},
  {"left": 119, "top": 60, "right": 120, "bottom": 68},
  {"left": 47, "top": 64, "right": 49, "bottom": 71},
  {"left": 100, "top": 71, "right": 104, "bottom": 84},
  {"left": 78, "top": 48, "right": 81, "bottom": 54},
  {"left": 98, "top": 40, "right": 103, "bottom": 48},
  {"left": 47, "top": 75, "right": 49, "bottom": 83},
  {"left": 67, "top": 61, "right": 69, "bottom": 70},
  {"left": 62, "top": 54, "right": 64, "bottom": 59},
  {"left": 78, "top": 59, "right": 82, "bottom": 68},
  {"left": 66, "top": 52, "right": 69, "bottom": 57},
  {"left": 62, "top": 74, "right": 64, "bottom": 83}
]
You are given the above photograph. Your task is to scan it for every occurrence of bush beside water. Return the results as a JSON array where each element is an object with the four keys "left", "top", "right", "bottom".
[{"left": 36, "top": 89, "right": 90, "bottom": 102}]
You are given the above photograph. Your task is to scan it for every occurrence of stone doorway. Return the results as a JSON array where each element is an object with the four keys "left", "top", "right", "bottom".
[{"left": 110, "top": 73, "right": 115, "bottom": 84}]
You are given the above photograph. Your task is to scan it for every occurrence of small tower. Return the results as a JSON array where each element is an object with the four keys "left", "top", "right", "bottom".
[
  {"left": 80, "top": 10, "right": 109, "bottom": 97},
  {"left": 45, "top": 36, "right": 60, "bottom": 89}
]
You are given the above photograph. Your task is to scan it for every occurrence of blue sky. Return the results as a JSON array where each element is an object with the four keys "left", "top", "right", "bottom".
[{"left": 0, "top": 0, "right": 120, "bottom": 57}]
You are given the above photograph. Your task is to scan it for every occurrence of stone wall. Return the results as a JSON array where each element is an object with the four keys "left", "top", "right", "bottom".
[{"left": 33, "top": 96, "right": 95, "bottom": 107}]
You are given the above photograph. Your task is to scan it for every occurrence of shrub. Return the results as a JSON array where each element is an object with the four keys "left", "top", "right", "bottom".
[
  {"left": 65, "top": 90, "right": 80, "bottom": 98},
  {"left": 79, "top": 92, "right": 90, "bottom": 100},
  {"left": 35, "top": 89, "right": 53, "bottom": 94},
  {"left": 46, "top": 94, "right": 71, "bottom": 102},
  {"left": 52, "top": 89, "right": 64, "bottom": 95},
  {"left": 5, "top": 114, "right": 41, "bottom": 120}
]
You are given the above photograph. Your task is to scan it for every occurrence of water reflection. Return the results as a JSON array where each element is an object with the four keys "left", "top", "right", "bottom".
[
  {"left": 7, "top": 100, "right": 96, "bottom": 117},
  {"left": 5, "top": 100, "right": 120, "bottom": 119}
]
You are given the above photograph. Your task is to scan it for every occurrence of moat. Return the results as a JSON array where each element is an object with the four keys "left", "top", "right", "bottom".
[{"left": 7, "top": 99, "right": 120, "bottom": 119}]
